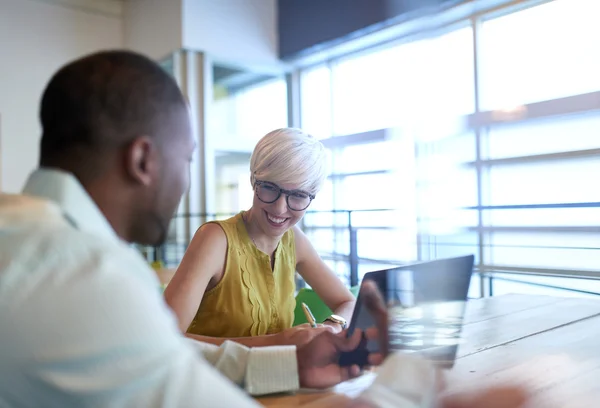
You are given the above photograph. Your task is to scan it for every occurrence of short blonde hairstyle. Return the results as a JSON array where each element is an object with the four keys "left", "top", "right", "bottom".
[{"left": 250, "top": 128, "right": 328, "bottom": 195}]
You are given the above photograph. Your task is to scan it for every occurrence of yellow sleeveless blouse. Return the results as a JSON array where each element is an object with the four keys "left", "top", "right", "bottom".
[{"left": 186, "top": 212, "right": 297, "bottom": 338}]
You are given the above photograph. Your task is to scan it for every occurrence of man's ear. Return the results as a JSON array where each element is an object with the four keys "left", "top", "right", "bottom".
[{"left": 125, "top": 137, "right": 158, "bottom": 186}]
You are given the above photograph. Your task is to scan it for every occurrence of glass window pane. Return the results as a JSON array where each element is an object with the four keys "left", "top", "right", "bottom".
[
  {"left": 210, "top": 68, "right": 288, "bottom": 215},
  {"left": 304, "top": 228, "right": 348, "bottom": 256},
  {"left": 429, "top": 232, "right": 480, "bottom": 263},
  {"left": 489, "top": 232, "right": 600, "bottom": 271},
  {"left": 357, "top": 229, "right": 416, "bottom": 262},
  {"left": 426, "top": 27, "right": 475, "bottom": 117},
  {"left": 212, "top": 76, "right": 288, "bottom": 150},
  {"left": 302, "top": 260, "right": 350, "bottom": 288},
  {"left": 490, "top": 231, "right": 600, "bottom": 251},
  {"left": 327, "top": 260, "right": 350, "bottom": 286},
  {"left": 417, "top": 166, "right": 478, "bottom": 215},
  {"left": 310, "top": 178, "right": 334, "bottom": 212},
  {"left": 424, "top": 131, "right": 476, "bottom": 163},
  {"left": 484, "top": 112, "right": 600, "bottom": 160},
  {"left": 485, "top": 157, "right": 600, "bottom": 206},
  {"left": 304, "top": 209, "right": 349, "bottom": 229},
  {"left": 333, "top": 140, "right": 406, "bottom": 174},
  {"left": 480, "top": 0, "right": 600, "bottom": 109},
  {"left": 487, "top": 208, "right": 600, "bottom": 227},
  {"left": 296, "top": 1, "right": 600, "bottom": 291},
  {"left": 215, "top": 156, "right": 252, "bottom": 214},
  {"left": 331, "top": 27, "right": 474, "bottom": 136},
  {"left": 491, "top": 242, "right": 600, "bottom": 271},
  {"left": 415, "top": 130, "right": 478, "bottom": 241},
  {"left": 490, "top": 274, "right": 600, "bottom": 298},
  {"left": 358, "top": 261, "right": 402, "bottom": 281},
  {"left": 351, "top": 209, "right": 415, "bottom": 230},
  {"left": 332, "top": 44, "right": 408, "bottom": 135},
  {"left": 300, "top": 65, "right": 332, "bottom": 139},
  {"left": 339, "top": 173, "right": 405, "bottom": 211}
]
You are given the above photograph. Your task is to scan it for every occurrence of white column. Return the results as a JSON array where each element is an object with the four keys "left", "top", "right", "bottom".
[{"left": 171, "top": 50, "right": 216, "bottom": 246}]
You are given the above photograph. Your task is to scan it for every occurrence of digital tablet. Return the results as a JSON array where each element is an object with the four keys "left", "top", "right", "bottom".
[{"left": 339, "top": 255, "right": 474, "bottom": 369}]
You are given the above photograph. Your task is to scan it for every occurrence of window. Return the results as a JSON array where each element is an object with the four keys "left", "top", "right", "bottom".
[
  {"left": 331, "top": 44, "right": 417, "bottom": 135},
  {"left": 300, "top": 65, "right": 332, "bottom": 139},
  {"left": 480, "top": 0, "right": 600, "bottom": 110},
  {"left": 211, "top": 66, "right": 288, "bottom": 214},
  {"left": 300, "top": 27, "right": 475, "bottom": 284},
  {"left": 212, "top": 76, "right": 288, "bottom": 150},
  {"left": 300, "top": 0, "right": 600, "bottom": 297},
  {"left": 483, "top": 112, "right": 600, "bottom": 159},
  {"left": 151, "top": 0, "right": 600, "bottom": 298},
  {"left": 473, "top": 0, "right": 600, "bottom": 293},
  {"left": 329, "top": 26, "right": 473, "bottom": 137},
  {"left": 472, "top": 0, "right": 600, "bottom": 296}
]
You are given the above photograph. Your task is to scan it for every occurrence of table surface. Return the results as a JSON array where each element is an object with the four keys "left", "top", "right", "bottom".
[{"left": 257, "top": 293, "right": 600, "bottom": 407}]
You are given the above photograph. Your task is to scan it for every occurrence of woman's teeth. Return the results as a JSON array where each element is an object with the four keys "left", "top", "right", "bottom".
[{"left": 267, "top": 214, "right": 287, "bottom": 224}]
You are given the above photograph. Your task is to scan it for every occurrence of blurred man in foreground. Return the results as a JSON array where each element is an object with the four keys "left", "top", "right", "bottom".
[{"left": 0, "top": 50, "right": 385, "bottom": 407}]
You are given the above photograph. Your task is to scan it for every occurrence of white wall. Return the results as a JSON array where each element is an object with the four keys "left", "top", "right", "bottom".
[
  {"left": 0, "top": 0, "right": 282, "bottom": 192},
  {"left": 182, "top": 0, "right": 280, "bottom": 67},
  {"left": 123, "top": 0, "right": 183, "bottom": 61},
  {"left": 0, "top": 0, "right": 123, "bottom": 192}
]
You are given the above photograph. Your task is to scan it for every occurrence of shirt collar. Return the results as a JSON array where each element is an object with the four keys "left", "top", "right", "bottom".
[{"left": 22, "top": 168, "right": 118, "bottom": 241}]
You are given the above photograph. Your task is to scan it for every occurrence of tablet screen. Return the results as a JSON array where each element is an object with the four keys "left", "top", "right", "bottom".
[{"left": 344, "top": 255, "right": 474, "bottom": 368}]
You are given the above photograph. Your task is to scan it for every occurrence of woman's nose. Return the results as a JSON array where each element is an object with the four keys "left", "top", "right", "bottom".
[{"left": 272, "top": 194, "right": 288, "bottom": 214}]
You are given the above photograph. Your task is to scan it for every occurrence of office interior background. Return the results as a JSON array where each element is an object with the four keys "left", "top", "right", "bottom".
[{"left": 2, "top": 0, "right": 600, "bottom": 299}]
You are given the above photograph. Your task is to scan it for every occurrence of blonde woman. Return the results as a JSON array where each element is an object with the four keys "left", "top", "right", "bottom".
[{"left": 165, "top": 128, "right": 355, "bottom": 347}]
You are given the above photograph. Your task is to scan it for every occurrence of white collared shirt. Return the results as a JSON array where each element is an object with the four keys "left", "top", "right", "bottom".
[{"left": 0, "top": 168, "right": 299, "bottom": 407}]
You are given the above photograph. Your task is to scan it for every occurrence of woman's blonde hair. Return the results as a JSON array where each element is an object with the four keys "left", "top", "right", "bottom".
[{"left": 250, "top": 128, "right": 328, "bottom": 195}]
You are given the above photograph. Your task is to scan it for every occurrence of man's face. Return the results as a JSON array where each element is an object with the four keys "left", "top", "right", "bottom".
[{"left": 135, "top": 107, "right": 195, "bottom": 246}]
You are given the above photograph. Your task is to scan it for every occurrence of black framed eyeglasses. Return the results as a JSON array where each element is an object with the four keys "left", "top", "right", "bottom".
[{"left": 254, "top": 180, "right": 315, "bottom": 211}]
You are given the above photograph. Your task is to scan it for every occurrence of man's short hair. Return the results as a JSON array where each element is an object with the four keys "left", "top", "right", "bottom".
[{"left": 39, "top": 50, "right": 186, "bottom": 166}]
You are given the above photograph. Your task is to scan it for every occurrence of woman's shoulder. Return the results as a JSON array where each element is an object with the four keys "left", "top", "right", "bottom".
[
  {"left": 204, "top": 213, "right": 254, "bottom": 248},
  {"left": 209, "top": 213, "right": 241, "bottom": 226},
  {"left": 187, "top": 222, "right": 229, "bottom": 255},
  {"left": 204, "top": 213, "right": 240, "bottom": 234}
]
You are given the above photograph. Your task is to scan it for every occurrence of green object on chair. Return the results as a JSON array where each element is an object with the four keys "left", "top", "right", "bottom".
[{"left": 293, "top": 286, "right": 359, "bottom": 326}]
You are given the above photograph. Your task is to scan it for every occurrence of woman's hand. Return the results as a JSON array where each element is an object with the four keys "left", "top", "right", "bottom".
[
  {"left": 322, "top": 320, "right": 344, "bottom": 334},
  {"left": 272, "top": 323, "right": 335, "bottom": 346}
]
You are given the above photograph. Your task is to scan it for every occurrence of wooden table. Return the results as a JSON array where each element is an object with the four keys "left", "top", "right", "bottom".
[{"left": 257, "top": 294, "right": 600, "bottom": 407}]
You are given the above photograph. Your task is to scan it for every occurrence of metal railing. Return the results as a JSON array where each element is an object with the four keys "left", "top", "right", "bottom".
[
  {"left": 141, "top": 210, "right": 405, "bottom": 287},
  {"left": 139, "top": 209, "right": 600, "bottom": 298}
]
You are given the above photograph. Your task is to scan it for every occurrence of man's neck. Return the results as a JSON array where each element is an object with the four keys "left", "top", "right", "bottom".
[{"left": 85, "top": 181, "right": 132, "bottom": 243}]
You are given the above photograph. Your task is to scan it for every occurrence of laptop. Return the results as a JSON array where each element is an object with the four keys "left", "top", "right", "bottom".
[{"left": 340, "top": 254, "right": 474, "bottom": 369}]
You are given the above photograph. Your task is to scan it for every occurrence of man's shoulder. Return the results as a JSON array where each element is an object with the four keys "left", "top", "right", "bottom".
[
  {"left": 0, "top": 192, "right": 122, "bottom": 252},
  {"left": 0, "top": 192, "right": 65, "bottom": 226},
  {"left": 0, "top": 193, "right": 153, "bottom": 293}
]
